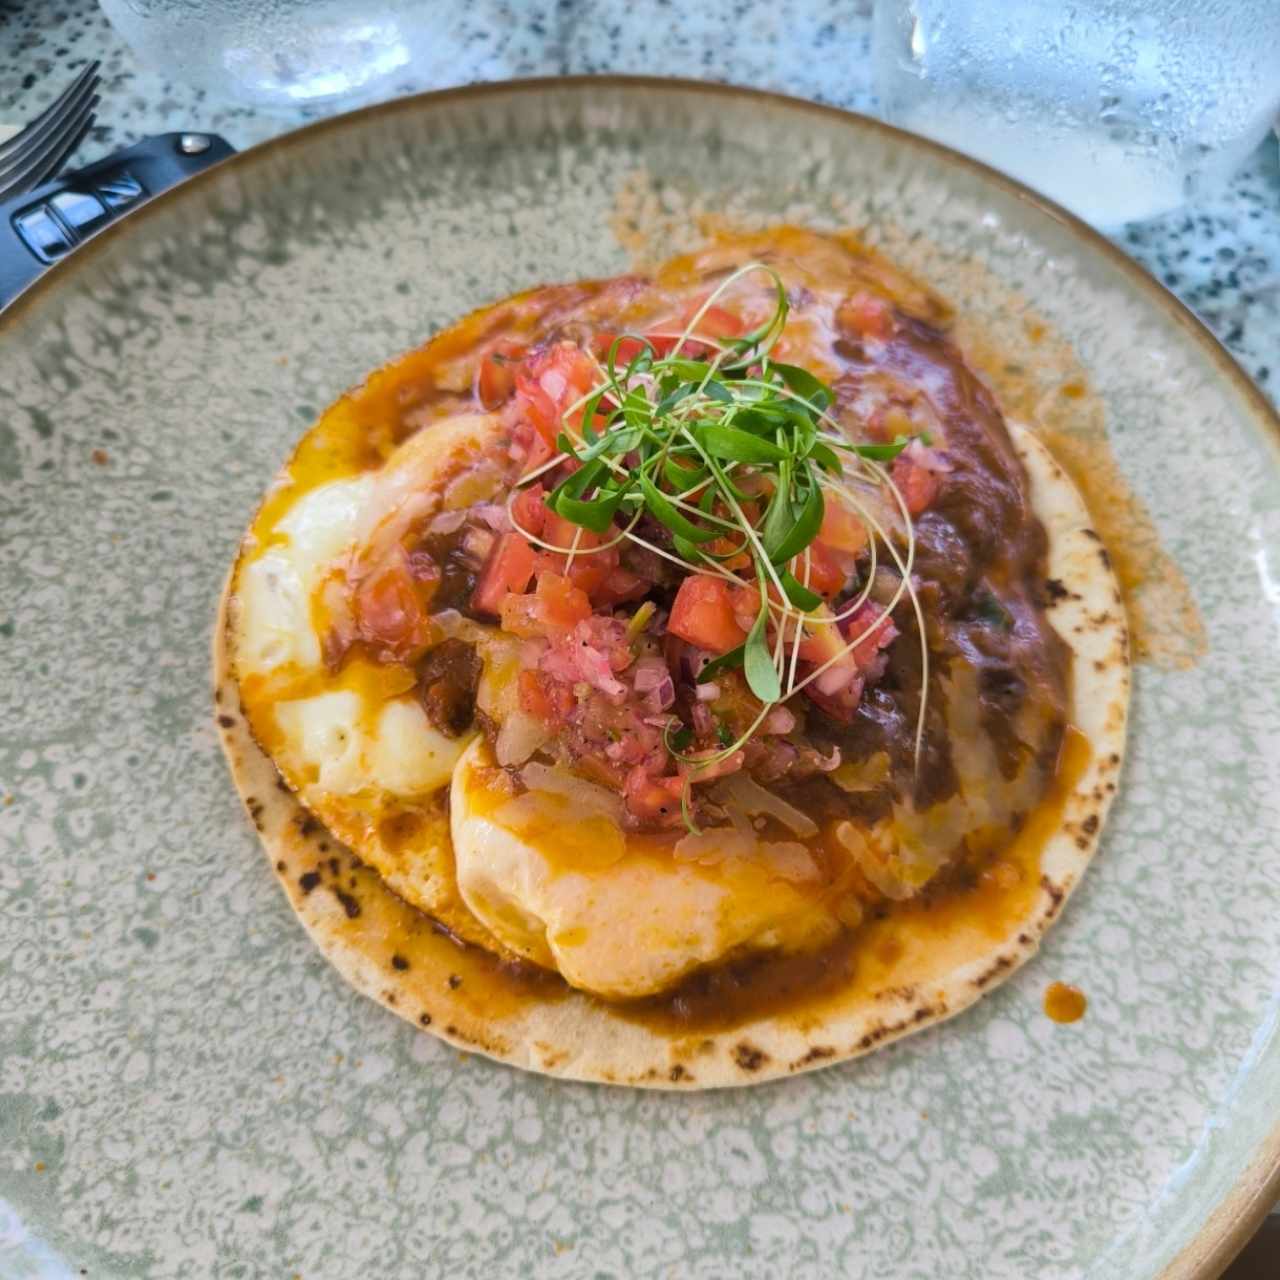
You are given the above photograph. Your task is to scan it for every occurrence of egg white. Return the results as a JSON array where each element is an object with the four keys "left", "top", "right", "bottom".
[
  {"left": 450, "top": 737, "right": 842, "bottom": 999},
  {"left": 236, "top": 476, "right": 374, "bottom": 675},
  {"left": 233, "top": 473, "right": 471, "bottom": 805}
]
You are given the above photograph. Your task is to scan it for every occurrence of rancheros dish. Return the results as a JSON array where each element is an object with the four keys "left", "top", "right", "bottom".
[{"left": 216, "top": 227, "right": 1129, "bottom": 1086}]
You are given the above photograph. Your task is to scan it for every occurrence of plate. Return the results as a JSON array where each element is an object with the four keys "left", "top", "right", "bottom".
[{"left": 1, "top": 78, "right": 1278, "bottom": 1279}]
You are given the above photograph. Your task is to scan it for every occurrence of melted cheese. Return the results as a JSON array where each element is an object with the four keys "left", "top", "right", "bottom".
[
  {"left": 236, "top": 475, "right": 374, "bottom": 675},
  {"left": 450, "top": 738, "right": 842, "bottom": 998},
  {"left": 234, "top": 470, "right": 470, "bottom": 805},
  {"left": 272, "top": 690, "right": 470, "bottom": 802}
]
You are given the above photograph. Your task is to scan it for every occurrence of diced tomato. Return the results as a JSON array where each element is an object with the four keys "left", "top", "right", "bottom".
[
  {"left": 591, "top": 332, "right": 649, "bottom": 366},
  {"left": 472, "top": 532, "right": 537, "bottom": 616},
  {"left": 497, "top": 572, "right": 591, "bottom": 637},
  {"left": 475, "top": 342, "right": 526, "bottom": 410},
  {"left": 820, "top": 497, "right": 869, "bottom": 556},
  {"left": 891, "top": 453, "right": 941, "bottom": 515},
  {"left": 511, "top": 484, "right": 548, "bottom": 537},
  {"left": 518, "top": 669, "right": 575, "bottom": 723},
  {"left": 836, "top": 293, "right": 894, "bottom": 341},
  {"left": 728, "top": 583, "right": 762, "bottom": 635},
  {"left": 845, "top": 603, "right": 899, "bottom": 670},
  {"left": 797, "top": 612, "right": 849, "bottom": 667},
  {"left": 352, "top": 559, "right": 433, "bottom": 662},
  {"left": 517, "top": 378, "right": 556, "bottom": 441},
  {"left": 512, "top": 420, "right": 555, "bottom": 477},
  {"left": 514, "top": 342, "right": 598, "bottom": 446},
  {"left": 534, "top": 572, "right": 592, "bottom": 631},
  {"left": 561, "top": 555, "right": 609, "bottom": 598},
  {"left": 792, "top": 540, "right": 846, "bottom": 598},
  {"left": 518, "top": 669, "right": 553, "bottom": 719},
  {"left": 499, "top": 593, "right": 545, "bottom": 638},
  {"left": 592, "top": 566, "right": 650, "bottom": 606},
  {"left": 680, "top": 298, "right": 743, "bottom": 339},
  {"left": 802, "top": 675, "right": 865, "bottom": 724},
  {"left": 623, "top": 768, "right": 685, "bottom": 828},
  {"left": 595, "top": 300, "right": 740, "bottom": 366},
  {"left": 534, "top": 523, "right": 613, "bottom": 598},
  {"left": 668, "top": 574, "right": 750, "bottom": 654},
  {"left": 800, "top": 603, "right": 897, "bottom": 670},
  {"left": 542, "top": 510, "right": 603, "bottom": 555}
]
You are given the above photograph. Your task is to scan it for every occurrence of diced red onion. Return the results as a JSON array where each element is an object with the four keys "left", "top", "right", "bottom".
[
  {"left": 817, "top": 661, "right": 858, "bottom": 696},
  {"left": 632, "top": 656, "right": 669, "bottom": 693},
  {"left": 903, "top": 438, "right": 953, "bottom": 473},
  {"left": 695, "top": 682, "right": 720, "bottom": 702},
  {"left": 763, "top": 705, "right": 796, "bottom": 735},
  {"left": 472, "top": 502, "right": 513, "bottom": 532},
  {"left": 462, "top": 527, "right": 495, "bottom": 563},
  {"left": 577, "top": 644, "right": 628, "bottom": 702},
  {"left": 644, "top": 677, "right": 675, "bottom": 713},
  {"left": 691, "top": 702, "right": 714, "bottom": 737},
  {"left": 427, "top": 509, "right": 468, "bottom": 535}
]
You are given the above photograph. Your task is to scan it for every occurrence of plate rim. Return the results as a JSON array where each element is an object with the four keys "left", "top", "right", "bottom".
[{"left": 2, "top": 73, "right": 1276, "bottom": 1278}]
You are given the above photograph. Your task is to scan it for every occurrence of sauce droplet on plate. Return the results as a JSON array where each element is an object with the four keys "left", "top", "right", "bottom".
[{"left": 1044, "top": 981, "right": 1087, "bottom": 1023}]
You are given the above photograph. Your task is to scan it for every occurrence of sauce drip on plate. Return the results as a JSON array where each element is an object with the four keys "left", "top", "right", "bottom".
[{"left": 1044, "top": 981, "right": 1087, "bottom": 1023}]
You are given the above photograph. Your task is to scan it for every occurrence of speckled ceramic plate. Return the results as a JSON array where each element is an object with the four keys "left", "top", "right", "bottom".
[{"left": 1, "top": 79, "right": 1278, "bottom": 1280}]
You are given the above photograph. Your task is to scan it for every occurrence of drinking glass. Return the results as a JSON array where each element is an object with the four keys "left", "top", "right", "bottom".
[
  {"left": 872, "top": 0, "right": 1280, "bottom": 227},
  {"left": 98, "top": 0, "right": 525, "bottom": 116}
]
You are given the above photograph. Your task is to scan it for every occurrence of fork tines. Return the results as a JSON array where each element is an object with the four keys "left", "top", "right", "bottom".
[{"left": 0, "top": 60, "right": 101, "bottom": 203}]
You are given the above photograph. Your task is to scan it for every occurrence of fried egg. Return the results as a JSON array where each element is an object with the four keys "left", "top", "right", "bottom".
[
  {"left": 450, "top": 737, "right": 844, "bottom": 999},
  {"left": 233, "top": 473, "right": 471, "bottom": 809},
  {"left": 231, "top": 407, "right": 852, "bottom": 995}
]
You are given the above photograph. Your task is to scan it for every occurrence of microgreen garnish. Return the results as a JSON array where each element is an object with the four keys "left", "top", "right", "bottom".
[{"left": 506, "top": 262, "right": 933, "bottom": 820}]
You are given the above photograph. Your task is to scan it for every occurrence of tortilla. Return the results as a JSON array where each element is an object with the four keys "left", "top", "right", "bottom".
[
  {"left": 215, "top": 450, "right": 1126, "bottom": 1090},
  {"left": 215, "top": 412, "right": 1127, "bottom": 1087}
]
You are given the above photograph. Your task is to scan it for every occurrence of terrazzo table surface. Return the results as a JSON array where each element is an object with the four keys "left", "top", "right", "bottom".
[
  {"left": 1, "top": 0, "right": 1278, "bottom": 1270},
  {"left": 2, "top": 0, "right": 1277, "bottom": 408}
]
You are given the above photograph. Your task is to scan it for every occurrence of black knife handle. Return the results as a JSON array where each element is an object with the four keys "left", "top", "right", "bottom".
[{"left": 0, "top": 131, "right": 235, "bottom": 310}]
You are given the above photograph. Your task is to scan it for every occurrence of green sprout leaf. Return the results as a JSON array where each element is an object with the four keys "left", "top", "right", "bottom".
[
  {"left": 743, "top": 603, "right": 781, "bottom": 703},
  {"left": 699, "top": 423, "right": 790, "bottom": 465},
  {"left": 767, "top": 476, "right": 825, "bottom": 565},
  {"left": 778, "top": 569, "right": 822, "bottom": 611},
  {"left": 696, "top": 644, "right": 745, "bottom": 683}
]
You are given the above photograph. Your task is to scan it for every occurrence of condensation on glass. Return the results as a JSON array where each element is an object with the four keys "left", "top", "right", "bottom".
[
  {"left": 98, "top": 0, "right": 499, "bottom": 115},
  {"left": 873, "top": 0, "right": 1280, "bottom": 227}
]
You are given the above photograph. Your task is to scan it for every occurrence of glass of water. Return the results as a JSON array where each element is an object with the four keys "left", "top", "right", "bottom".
[
  {"left": 98, "top": 0, "right": 506, "bottom": 116},
  {"left": 872, "top": 0, "right": 1280, "bottom": 228}
]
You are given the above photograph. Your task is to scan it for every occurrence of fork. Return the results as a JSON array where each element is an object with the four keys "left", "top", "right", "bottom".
[{"left": 0, "top": 61, "right": 101, "bottom": 203}]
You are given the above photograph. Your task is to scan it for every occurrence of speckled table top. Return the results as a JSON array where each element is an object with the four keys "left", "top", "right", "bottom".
[{"left": 1, "top": 0, "right": 1277, "bottom": 412}]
